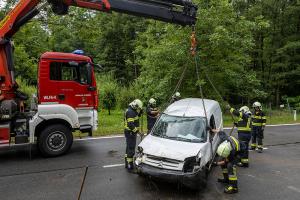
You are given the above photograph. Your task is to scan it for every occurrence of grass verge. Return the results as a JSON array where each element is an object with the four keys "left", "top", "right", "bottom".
[{"left": 76, "top": 109, "right": 300, "bottom": 137}]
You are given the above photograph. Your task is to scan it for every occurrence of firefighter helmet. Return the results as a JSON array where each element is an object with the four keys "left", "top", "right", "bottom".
[
  {"left": 130, "top": 99, "right": 143, "bottom": 110},
  {"left": 175, "top": 92, "right": 181, "bottom": 98},
  {"left": 252, "top": 101, "right": 262, "bottom": 110},
  {"left": 148, "top": 98, "right": 156, "bottom": 106},
  {"left": 239, "top": 106, "right": 251, "bottom": 114},
  {"left": 217, "top": 141, "right": 232, "bottom": 158}
]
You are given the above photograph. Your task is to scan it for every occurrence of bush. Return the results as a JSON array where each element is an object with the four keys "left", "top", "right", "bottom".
[
  {"left": 117, "top": 83, "right": 140, "bottom": 109},
  {"left": 16, "top": 78, "right": 37, "bottom": 106},
  {"left": 96, "top": 72, "right": 119, "bottom": 114}
]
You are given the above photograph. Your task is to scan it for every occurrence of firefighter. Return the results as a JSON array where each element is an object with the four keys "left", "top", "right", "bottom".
[
  {"left": 124, "top": 99, "right": 143, "bottom": 172},
  {"left": 146, "top": 98, "right": 160, "bottom": 133},
  {"left": 170, "top": 92, "right": 181, "bottom": 103},
  {"left": 213, "top": 130, "right": 240, "bottom": 194},
  {"left": 251, "top": 102, "right": 267, "bottom": 153},
  {"left": 228, "top": 105, "right": 252, "bottom": 167}
]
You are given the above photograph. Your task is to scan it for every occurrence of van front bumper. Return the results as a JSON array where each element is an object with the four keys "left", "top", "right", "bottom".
[{"left": 136, "top": 164, "right": 207, "bottom": 189}]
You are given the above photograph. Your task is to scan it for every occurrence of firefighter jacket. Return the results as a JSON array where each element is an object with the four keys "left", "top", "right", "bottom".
[
  {"left": 146, "top": 105, "right": 159, "bottom": 130},
  {"left": 230, "top": 108, "right": 251, "bottom": 134},
  {"left": 252, "top": 110, "right": 266, "bottom": 127},
  {"left": 124, "top": 107, "right": 140, "bottom": 133}
]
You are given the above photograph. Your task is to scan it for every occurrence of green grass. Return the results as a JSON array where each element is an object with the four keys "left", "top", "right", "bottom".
[{"left": 76, "top": 109, "right": 300, "bottom": 137}]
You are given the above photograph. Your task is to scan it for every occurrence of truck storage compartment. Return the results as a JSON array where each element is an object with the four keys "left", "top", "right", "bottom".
[
  {"left": 0, "top": 123, "right": 10, "bottom": 144},
  {"left": 14, "top": 118, "right": 29, "bottom": 144}
]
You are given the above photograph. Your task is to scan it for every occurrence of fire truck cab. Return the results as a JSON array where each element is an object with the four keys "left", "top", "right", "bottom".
[{"left": 0, "top": 52, "right": 98, "bottom": 157}]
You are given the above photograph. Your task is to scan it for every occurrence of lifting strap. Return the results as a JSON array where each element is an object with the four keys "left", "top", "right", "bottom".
[{"left": 191, "top": 25, "right": 208, "bottom": 125}]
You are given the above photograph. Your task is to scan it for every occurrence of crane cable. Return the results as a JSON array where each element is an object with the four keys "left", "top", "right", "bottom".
[
  {"left": 191, "top": 26, "right": 208, "bottom": 124},
  {"left": 191, "top": 27, "right": 236, "bottom": 136},
  {"left": 191, "top": 26, "right": 215, "bottom": 169}
]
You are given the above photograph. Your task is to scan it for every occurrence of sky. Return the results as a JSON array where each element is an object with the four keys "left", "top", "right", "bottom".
[{"left": 0, "top": 1, "right": 6, "bottom": 9}]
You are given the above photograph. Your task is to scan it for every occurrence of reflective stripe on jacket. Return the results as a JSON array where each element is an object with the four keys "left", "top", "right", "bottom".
[
  {"left": 124, "top": 107, "right": 140, "bottom": 133},
  {"left": 227, "top": 136, "right": 240, "bottom": 162},
  {"left": 230, "top": 108, "right": 251, "bottom": 133},
  {"left": 252, "top": 110, "right": 266, "bottom": 127}
]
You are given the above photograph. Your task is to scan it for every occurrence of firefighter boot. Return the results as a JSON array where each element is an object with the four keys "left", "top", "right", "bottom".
[
  {"left": 257, "top": 147, "right": 263, "bottom": 153},
  {"left": 224, "top": 180, "right": 238, "bottom": 194},
  {"left": 224, "top": 185, "right": 238, "bottom": 194},
  {"left": 127, "top": 161, "right": 137, "bottom": 173},
  {"left": 250, "top": 144, "right": 256, "bottom": 150}
]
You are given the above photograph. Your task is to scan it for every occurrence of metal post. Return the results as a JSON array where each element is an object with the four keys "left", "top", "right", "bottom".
[{"left": 293, "top": 109, "right": 297, "bottom": 121}]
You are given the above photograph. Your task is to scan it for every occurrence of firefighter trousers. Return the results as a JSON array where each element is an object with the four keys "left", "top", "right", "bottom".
[
  {"left": 252, "top": 126, "right": 263, "bottom": 149},
  {"left": 125, "top": 131, "right": 137, "bottom": 164},
  {"left": 221, "top": 162, "right": 238, "bottom": 189},
  {"left": 238, "top": 132, "right": 251, "bottom": 165}
]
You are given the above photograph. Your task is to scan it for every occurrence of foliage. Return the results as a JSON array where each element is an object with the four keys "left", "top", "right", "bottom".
[
  {"left": 0, "top": 0, "right": 299, "bottom": 109},
  {"left": 96, "top": 73, "right": 118, "bottom": 114},
  {"left": 15, "top": 78, "right": 37, "bottom": 105}
]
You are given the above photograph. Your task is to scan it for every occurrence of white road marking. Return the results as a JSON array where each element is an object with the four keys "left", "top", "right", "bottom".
[
  {"left": 103, "top": 164, "right": 124, "bottom": 168},
  {"left": 249, "top": 147, "right": 268, "bottom": 152},
  {"left": 287, "top": 186, "right": 300, "bottom": 193},
  {"left": 74, "top": 123, "right": 300, "bottom": 141},
  {"left": 75, "top": 135, "right": 123, "bottom": 141}
]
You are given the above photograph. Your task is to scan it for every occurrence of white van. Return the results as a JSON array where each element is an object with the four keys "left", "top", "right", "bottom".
[{"left": 135, "top": 98, "right": 223, "bottom": 189}]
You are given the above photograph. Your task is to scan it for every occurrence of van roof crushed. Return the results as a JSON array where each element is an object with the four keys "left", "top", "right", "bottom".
[{"left": 164, "top": 98, "right": 219, "bottom": 117}]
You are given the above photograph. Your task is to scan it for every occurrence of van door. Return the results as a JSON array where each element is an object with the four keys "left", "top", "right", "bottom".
[{"left": 211, "top": 107, "right": 222, "bottom": 151}]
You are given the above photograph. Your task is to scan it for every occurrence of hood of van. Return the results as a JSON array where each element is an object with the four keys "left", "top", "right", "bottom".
[{"left": 139, "top": 134, "right": 208, "bottom": 161}]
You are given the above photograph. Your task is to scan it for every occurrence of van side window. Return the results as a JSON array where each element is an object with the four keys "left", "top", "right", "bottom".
[
  {"left": 210, "top": 115, "right": 216, "bottom": 129},
  {"left": 209, "top": 115, "right": 216, "bottom": 139}
]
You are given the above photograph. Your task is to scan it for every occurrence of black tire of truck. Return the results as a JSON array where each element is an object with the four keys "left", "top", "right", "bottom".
[{"left": 38, "top": 124, "right": 73, "bottom": 157}]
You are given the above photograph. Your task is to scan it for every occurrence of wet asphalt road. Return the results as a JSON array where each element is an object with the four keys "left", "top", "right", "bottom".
[{"left": 0, "top": 124, "right": 300, "bottom": 200}]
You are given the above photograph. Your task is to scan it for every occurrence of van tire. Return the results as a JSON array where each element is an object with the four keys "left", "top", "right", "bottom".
[{"left": 38, "top": 124, "right": 73, "bottom": 157}]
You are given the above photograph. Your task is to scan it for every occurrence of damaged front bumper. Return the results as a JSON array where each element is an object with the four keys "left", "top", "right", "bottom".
[{"left": 136, "top": 163, "right": 207, "bottom": 189}]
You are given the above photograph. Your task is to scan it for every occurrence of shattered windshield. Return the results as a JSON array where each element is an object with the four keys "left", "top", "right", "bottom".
[{"left": 151, "top": 114, "right": 207, "bottom": 143}]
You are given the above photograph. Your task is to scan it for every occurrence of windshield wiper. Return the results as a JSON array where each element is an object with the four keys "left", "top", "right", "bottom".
[
  {"left": 152, "top": 133, "right": 164, "bottom": 138},
  {"left": 166, "top": 136, "right": 204, "bottom": 143}
]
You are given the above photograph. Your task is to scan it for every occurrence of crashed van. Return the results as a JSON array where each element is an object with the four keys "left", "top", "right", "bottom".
[{"left": 135, "top": 98, "right": 222, "bottom": 189}]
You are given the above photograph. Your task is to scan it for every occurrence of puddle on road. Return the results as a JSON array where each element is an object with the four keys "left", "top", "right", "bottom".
[{"left": 107, "top": 150, "right": 118, "bottom": 157}]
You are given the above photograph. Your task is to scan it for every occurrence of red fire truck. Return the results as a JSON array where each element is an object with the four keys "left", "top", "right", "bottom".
[{"left": 0, "top": 0, "right": 197, "bottom": 157}]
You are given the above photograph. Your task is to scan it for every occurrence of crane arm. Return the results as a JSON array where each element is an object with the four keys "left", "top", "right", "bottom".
[{"left": 0, "top": 0, "right": 197, "bottom": 100}]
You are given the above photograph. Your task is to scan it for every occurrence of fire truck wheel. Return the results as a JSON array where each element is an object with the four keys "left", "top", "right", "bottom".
[{"left": 38, "top": 124, "right": 73, "bottom": 157}]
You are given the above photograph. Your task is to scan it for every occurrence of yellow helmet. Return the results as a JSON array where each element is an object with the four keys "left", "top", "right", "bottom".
[
  {"left": 252, "top": 101, "right": 262, "bottom": 110},
  {"left": 217, "top": 141, "right": 232, "bottom": 158},
  {"left": 148, "top": 98, "right": 156, "bottom": 106},
  {"left": 239, "top": 106, "right": 251, "bottom": 114},
  {"left": 130, "top": 99, "right": 143, "bottom": 110}
]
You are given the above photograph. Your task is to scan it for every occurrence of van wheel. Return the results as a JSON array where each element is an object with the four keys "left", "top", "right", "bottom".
[{"left": 38, "top": 124, "right": 73, "bottom": 157}]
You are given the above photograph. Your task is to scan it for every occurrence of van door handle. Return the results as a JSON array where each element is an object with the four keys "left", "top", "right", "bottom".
[{"left": 58, "top": 94, "right": 65, "bottom": 100}]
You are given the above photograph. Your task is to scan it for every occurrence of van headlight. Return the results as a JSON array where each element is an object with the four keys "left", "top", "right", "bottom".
[
  {"left": 135, "top": 147, "right": 144, "bottom": 166},
  {"left": 137, "top": 146, "right": 143, "bottom": 153},
  {"left": 183, "top": 156, "right": 200, "bottom": 172}
]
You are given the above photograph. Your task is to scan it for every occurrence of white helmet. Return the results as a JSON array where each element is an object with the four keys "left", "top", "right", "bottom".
[
  {"left": 148, "top": 98, "right": 156, "bottom": 106},
  {"left": 217, "top": 141, "right": 232, "bottom": 158},
  {"left": 129, "top": 99, "right": 143, "bottom": 110},
  {"left": 239, "top": 106, "right": 250, "bottom": 114},
  {"left": 252, "top": 101, "right": 262, "bottom": 110}
]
